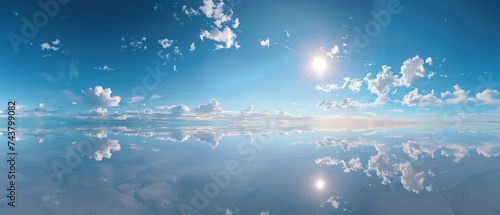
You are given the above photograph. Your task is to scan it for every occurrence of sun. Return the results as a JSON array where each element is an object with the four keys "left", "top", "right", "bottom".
[
  {"left": 311, "top": 56, "right": 327, "bottom": 74},
  {"left": 315, "top": 179, "right": 325, "bottom": 190}
]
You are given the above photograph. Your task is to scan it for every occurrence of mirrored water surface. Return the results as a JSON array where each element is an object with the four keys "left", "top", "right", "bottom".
[{"left": 1, "top": 121, "right": 500, "bottom": 215}]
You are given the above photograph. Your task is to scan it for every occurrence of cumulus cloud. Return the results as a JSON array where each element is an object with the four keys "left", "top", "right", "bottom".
[
  {"left": 401, "top": 140, "right": 440, "bottom": 160},
  {"left": 399, "top": 55, "right": 426, "bottom": 87},
  {"left": 159, "top": 38, "right": 174, "bottom": 49},
  {"left": 326, "top": 45, "right": 340, "bottom": 58},
  {"left": 440, "top": 143, "right": 469, "bottom": 162},
  {"left": 403, "top": 85, "right": 469, "bottom": 106},
  {"left": 365, "top": 65, "right": 398, "bottom": 104},
  {"left": 195, "top": 98, "right": 222, "bottom": 114},
  {"left": 317, "top": 98, "right": 366, "bottom": 110},
  {"left": 194, "top": 130, "right": 222, "bottom": 148},
  {"left": 200, "top": 27, "right": 237, "bottom": 50},
  {"left": 398, "top": 162, "right": 425, "bottom": 193},
  {"left": 182, "top": 5, "right": 199, "bottom": 17},
  {"left": 87, "top": 107, "right": 108, "bottom": 116},
  {"left": 425, "top": 57, "right": 433, "bottom": 65},
  {"left": 156, "top": 104, "right": 191, "bottom": 116},
  {"left": 200, "top": 0, "right": 233, "bottom": 28},
  {"left": 348, "top": 78, "right": 363, "bottom": 92},
  {"left": 260, "top": 38, "right": 271, "bottom": 47},
  {"left": 427, "top": 71, "right": 436, "bottom": 80},
  {"left": 402, "top": 89, "right": 441, "bottom": 107},
  {"left": 476, "top": 89, "right": 500, "bottom": 104},
  {"left": 189, "top": 42, "right": 196, "bottom": 51},
  {"left": 38, "top": 103, "right": 45, "bottom": 108},
  {"left": 93, "top": 140, "right": 121, "bottom": 161},
  {"left": 82, "top": 86, "right": 121, "bottom": 107},
  {"left": 315, "top": 156, "right": 362, "bottom": 173},
  {"left": 326, "top": 197, "right": 340, "bottom": 209},
  {"left": 442, "top": 85, "right": 469, "bottom": 104},
  {"left": 41, "top": 39, "right": 61, "bottom": 51},
  {"left": 233, "top": 18, "right": 240, "bottom": 28}
]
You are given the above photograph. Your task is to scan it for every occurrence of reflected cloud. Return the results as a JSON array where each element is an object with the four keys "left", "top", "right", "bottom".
[{"left": 93, "top": 140, "right": 121, "bottom": 161}]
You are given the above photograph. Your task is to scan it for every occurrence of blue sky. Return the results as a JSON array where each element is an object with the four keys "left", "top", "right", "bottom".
[{"left": 1, "top": 0, "right": 500, "bottom": 121}]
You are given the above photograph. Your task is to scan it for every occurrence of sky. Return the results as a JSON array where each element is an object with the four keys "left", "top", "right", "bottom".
[{"left": 1, "top": 0, "right": 500, "bottom": 121}]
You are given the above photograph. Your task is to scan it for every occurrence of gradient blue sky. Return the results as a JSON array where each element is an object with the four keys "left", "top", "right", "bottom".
[{"left": 1, "top": 0, "right": 499, "bottom": 120}]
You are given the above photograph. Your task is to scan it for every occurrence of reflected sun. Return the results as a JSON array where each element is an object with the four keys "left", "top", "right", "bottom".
[{"left": 315, "top": 179, "right": 325, "bottom": 190}]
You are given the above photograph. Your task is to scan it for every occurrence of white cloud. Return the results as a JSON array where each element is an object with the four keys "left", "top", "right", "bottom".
[
  {"left": 398, "top": 162, "right": 425, "bottom": 194},
  {"left": 233, "top": 18, "right": 240, "bottom": 28},
  {"left": 427, "top": 71, "right": 436, "bottom": 80},
  {"left": 194, "top": 130, "right": 222, "bottom": 148},
  {"left": 200, "top": 0, "right": 216, "bottom": 19},
  {"left": 326, "top": 45, "right": 340, "bottom": 58},
  {"left": 284, "top": 30, "right": 290, "bottom": 37},
  {"left": 200, "top": 27, "right": 237, "bottom": 50},
  {"left": 82, "top": 86, "right": 121, "bottom": 107},
  {"left": 174, "top": 46, "right": 182, "bottom": 56},
  {"left": 315, "top": 78, "right": 362, "bottom": 93},
  {"left": 41, "top": 39, "right": 61, "bottom": 51},
  {"left": 315, "top": 156, "right": 341, "bottom": 166},
  {"left": 260, "top": 38, "right": 271, "bottom": 47},
  {"left": 123, "top": 37, "right": 147, "bottom": 51},
  {"left": 165, "top": 104, "right": 191, "bottom": 116},
  {"left": 317, "top": 98, "right": 366, "bottom": 110},
  {"left": 182, "top": 5, "right": 200, "bottom": 17},
  {"left": 399, "top": 55, "right": 426, "bottom": 87},
  {"left": 442, "top": 85, "right": 469, "bottom": 104},
  {"left": 440, "top": 143, "right": 469, "bottom": 162},
  {"left": 189, "top": 42, "right": 196, "bottom": 51},
  {"left": 315, "top": 84, "right": 339, "bottom": 92},
  {"left": 200, "top": 0, "right": 233, "bottom": 28},
  {"left": 93, "top": 140, "right": 121, "bottom": 161},
  {"left": 403, "top": 85, "right": 469, "bottom": 106},
  {"left": 347, "top": 78, "right": 363, "bottom": 92},
  {"left": 366, "top": 145, "right": 398, "bottom": 185},
  {"left": 402, "top": 88, "right": 440, "bottom": 107},
  {"left": 401, "top": 141, "right": 440, "bottom": 160},
  {"left": 52, "top": 39, "right": 61, "bottom": 45},
  {"left": 150, "top": 94, "right": 162, "bottom": 99},
  {"left": 259, "top": 211, "right": 270, "bottom": 215},
  {"left": 348, "top": 157, "right": 363, "bottom": 171},
  {"left": 425, "top": 57, "right": 433, "bottom": 65},
  {"left": 38, "top": 138, "right": 44, "bottom": 143},
  {"left": 159, "top": 38, "right": 174, "bottom": 49},
  {"left": 38, "top": 103, "right": 45, "bottom": 108},
  {"left": 476, "top": 89, "right": 500, "bottom": 104},
  {"left": 365, "top": 65, "right": 398, "bottom": 104},
  {"left": 476, "top": 142, "right": 500, "bottom": 158},
  {"left": 195, "top": 98, "right": 222, "bottom": 114},
  {"left": 326, "top": 197, "right": 340, "bottom": 209},
  {"left": 87, "top": 107, "right": 108, "bottom": 116},
  {"left": 129, "top": 96, "right": 145, "bottom": 103},
  {"left": 94, "top": 66, "right": 115, "bottom": 71}
]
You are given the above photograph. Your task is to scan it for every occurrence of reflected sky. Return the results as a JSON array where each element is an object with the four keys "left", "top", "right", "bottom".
[{"left": 1, "top": 123, "right": 499, "bottom": 214}]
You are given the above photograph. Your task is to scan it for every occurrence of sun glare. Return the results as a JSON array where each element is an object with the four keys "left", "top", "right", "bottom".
[
  {"left": 315, "top": 179, "right": 325, "bottom": 190},
  {"left": 311, "top": 56, "right": 327, "bottom": 74}
]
